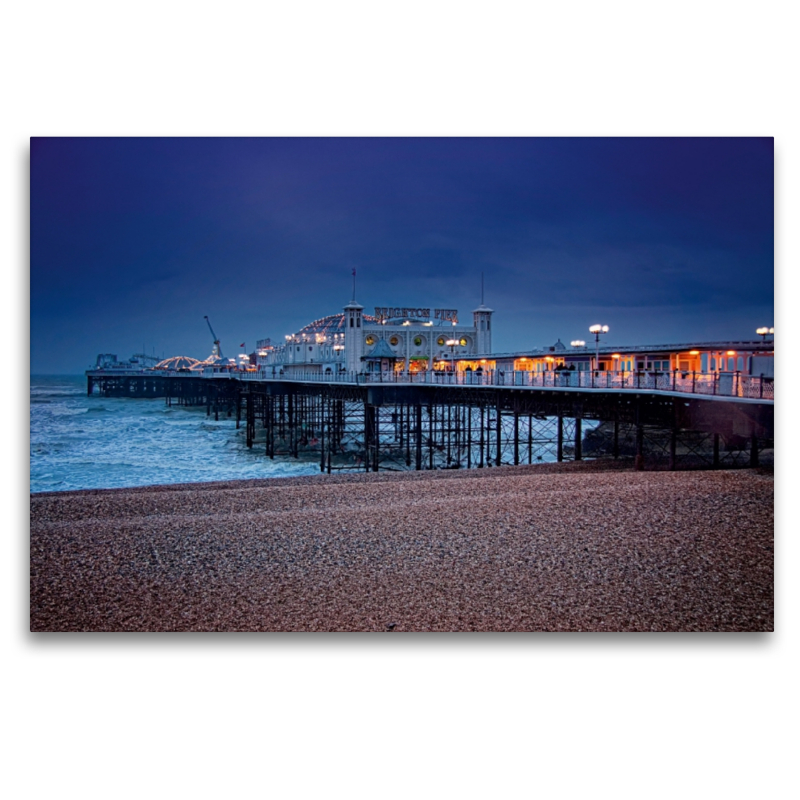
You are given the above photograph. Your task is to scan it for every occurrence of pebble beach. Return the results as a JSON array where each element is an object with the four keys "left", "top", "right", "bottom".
[{"left": 30, "top": 462, "right": 774, "bottom": 632}]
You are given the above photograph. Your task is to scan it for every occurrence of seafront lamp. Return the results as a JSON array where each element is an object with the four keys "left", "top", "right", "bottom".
[
  {"left": 756, "top": 326, "right": 774, "bottom": 342},
  {"left": 589, "top": 325, "right": 609, "bottom": 370},
  {"left": 570, "top": 340, "right": 586, "bottom": 348},
  {"left": 446, "top": 338, "right": 458, "bottom": 369}
]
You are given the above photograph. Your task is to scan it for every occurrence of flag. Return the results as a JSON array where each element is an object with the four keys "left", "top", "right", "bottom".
[
  {"left": 352, "top": 268, "right": 356, "bottom": 277},
  {"left": 240, "top": 343, "right": 245, "bottom": 348}
]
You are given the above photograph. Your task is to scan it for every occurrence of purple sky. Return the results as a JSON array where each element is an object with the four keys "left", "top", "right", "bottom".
[{"left": 30, "top": 137, "right": 773, "bottom": 373}]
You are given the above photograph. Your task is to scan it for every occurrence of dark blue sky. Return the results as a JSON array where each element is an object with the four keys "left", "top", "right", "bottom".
[{"left": 30, "top": 137, "right": 774, "bottom": 373}]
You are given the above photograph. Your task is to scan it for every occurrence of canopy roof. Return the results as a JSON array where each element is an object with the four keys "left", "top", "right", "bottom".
[{"left": 363, "top": 339, "right": 398, "bottom": 360}]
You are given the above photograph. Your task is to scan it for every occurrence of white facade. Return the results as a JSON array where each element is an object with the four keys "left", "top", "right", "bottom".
[{"left": 256, "top": 298, "right": 494, "bottom": 376}]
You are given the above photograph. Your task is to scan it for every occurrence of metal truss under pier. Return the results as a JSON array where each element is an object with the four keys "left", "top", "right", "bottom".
[
  {"left": 239, "top": 381, "right": 774, "bottom": 473},
  {"left": 86, "top": 374, "right": 773, "bottom": 472}
]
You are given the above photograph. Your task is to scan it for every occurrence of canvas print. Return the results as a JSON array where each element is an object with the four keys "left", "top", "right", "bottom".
[{"left": 30, "top": 137, "right": 774, "bottom": 631}]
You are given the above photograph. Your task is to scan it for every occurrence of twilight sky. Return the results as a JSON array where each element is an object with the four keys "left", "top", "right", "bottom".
[{"left": 30, "top": 137, "right": 774, "bottom": 374}]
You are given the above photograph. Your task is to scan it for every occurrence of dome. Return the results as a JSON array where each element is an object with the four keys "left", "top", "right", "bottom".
[
  {"left": 155, "top": 356, "right": 201, "bottom": 370},
  {"left": 294, "top": 312, "right": 377, "bottom": 337}
]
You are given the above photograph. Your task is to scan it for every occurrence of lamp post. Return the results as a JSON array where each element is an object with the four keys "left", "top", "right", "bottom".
[
  {"left": 589, "top": 325, "right": 609, "bottom": 371},
  {"left": 445, "top": 338, "right": 458, "bottom": 372},
  {"left": 756, "top": 326, "right": 774, "bottom": 342}
]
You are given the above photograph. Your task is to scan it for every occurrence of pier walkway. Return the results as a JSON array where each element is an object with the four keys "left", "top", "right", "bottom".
[{"left": 236, "top": 368, "right": 774, "bottom": 402}]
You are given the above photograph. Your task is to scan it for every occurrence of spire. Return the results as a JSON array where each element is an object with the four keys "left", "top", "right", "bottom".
[
  {"left": 473, "top": 272, "right": 493, "bottom": 313},
  {"left": 345, "top": 267, "right": 363, "bottom": 310}
]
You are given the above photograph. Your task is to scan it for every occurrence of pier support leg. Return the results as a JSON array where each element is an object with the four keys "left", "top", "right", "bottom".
[
  {"left": 574, "top": 414, "right": 582, "bottom": 461},
  {"left": 669, "top": 428, "right": 677, "bottom": 471},
  {"left": 613, "top": 417, "right": 619, "bottom": 459},
  {"left": 495, "top": 398, "right": 502, "bottom": 466},
  {"left": 635, "top": 424, "right": 644, "bottom": 470},
  {"left": 415, "top": 404, "right": 422, "bottom": 471},
  {"left": 467, "top": 405, "right": 472, "bottom": 470},
  {"left": 364, "top": 403, "right": 375, "bottom": 472},
  {"left": 527, "top": 414, "right": 533, "bottom": 464},
  {"left": 557, "top": 411, "right": 563, "bottom": 463},
  {"left": 320, "top": 395, "right": 326, "bottom": 473},
  {"left": 246, "top": 392, "right": 255, "bottom": 449},
  {"left": 713, "top": 433, "right": 720, "bottom": 468},
  {"left": 750, "top": 434, "right": 759, "bottom": 468},
  {"left": 405, "top": 404, "right": 412, "bottom": 467},
  {"left": 373, "top": 406, "right": 380, "bottom": 472},
  {"left": 479, "top": 406, "right": 485, "bottom": 468},
  {"left": 429, "top": 405, "right": 434, "bottom": 470}
]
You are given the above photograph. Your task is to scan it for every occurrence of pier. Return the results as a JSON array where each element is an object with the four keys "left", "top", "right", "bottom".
[{"left": 86, "top": 368, "right": 774, "bottom": 473}]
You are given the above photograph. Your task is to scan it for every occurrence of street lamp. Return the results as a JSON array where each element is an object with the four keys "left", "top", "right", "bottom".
[
  {"left": 589, "top": 325, "right": 609, "bottom": 370},
  {"left": 756, "top": 326, "right": 774, "bottom": 342},
  {"left": 570, "top": 340, "right": 586, "bottom": 348},
  {"left": 445, "top": 338, "right": 458, "bottom": 371}
]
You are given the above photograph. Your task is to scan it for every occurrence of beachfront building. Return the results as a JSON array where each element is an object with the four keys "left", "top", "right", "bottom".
[{"left": 255, "top": 298, "right": 495, "bottom": 377}]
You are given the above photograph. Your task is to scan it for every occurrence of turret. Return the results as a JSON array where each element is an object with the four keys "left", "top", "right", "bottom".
[
  {"left": 344, "top": 299, "right": 364, "bottom": 373},
  {"left": 473, "top": 303, "right": 494, "bottom": 354}
]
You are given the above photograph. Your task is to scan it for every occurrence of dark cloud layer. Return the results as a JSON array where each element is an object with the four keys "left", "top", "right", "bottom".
[{"left": 30, "top": 137, "right": 773, "bottom": 372}]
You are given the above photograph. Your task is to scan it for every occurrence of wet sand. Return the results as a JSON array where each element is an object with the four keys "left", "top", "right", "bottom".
[{"left": 30, "top": 462, "right": 774, "bottom": 631}]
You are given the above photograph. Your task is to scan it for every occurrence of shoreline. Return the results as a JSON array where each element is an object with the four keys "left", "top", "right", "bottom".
[
  {"left": 30, "top": 457, "right": 772, "bottom": 498},
  {"left": 30, "top": 463, "right": 774, "bottom": 632}
]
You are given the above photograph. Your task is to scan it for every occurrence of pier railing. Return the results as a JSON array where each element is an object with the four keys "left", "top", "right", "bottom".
[{"left": 235, "top": 368, "right": 774, "bottom": 400}]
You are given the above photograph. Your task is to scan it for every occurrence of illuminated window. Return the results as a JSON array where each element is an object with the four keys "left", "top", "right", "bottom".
[
  {"left": 365, "top": 335, "right": 376, "bottom": 346},
  {"left": 389, "top": 336, "right": 399, "bottom": 346},
  {"left": 460, "top": 337, "right": 467, "bottom": 346}
]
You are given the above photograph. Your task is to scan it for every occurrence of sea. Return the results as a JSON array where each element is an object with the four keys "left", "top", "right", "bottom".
[
  {"left": 30, "top": 374, "right": 598, "bottom": 494},
  {"left": 30, "top": 375, "right": 321, "bottom": 493}
]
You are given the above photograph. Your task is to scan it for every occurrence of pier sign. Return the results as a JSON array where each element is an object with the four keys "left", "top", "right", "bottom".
[{"left": 374, "top": 307, "right": 459, "bottom": 323}]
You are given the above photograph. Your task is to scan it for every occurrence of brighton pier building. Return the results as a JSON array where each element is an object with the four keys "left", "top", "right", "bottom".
[{"left": 255, "top": 298, "right": 495, "bottom": 377}]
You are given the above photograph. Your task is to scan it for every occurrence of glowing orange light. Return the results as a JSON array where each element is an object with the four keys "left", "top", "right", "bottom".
[
  {"left": 611, "top": 353, "right": 620, "bottom": 359},
  {"left": 545, "top": 356, "right": 554, "bottom": 362},
  {"left": 689, "top": 350, "right": 700, "bottom": 355},
  {"left": 727, "top": 350, "right": 736, "bottom": 355}
]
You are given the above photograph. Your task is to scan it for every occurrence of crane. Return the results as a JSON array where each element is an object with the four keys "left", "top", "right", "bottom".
[{"left": 204, "top": 315, "right": 223, "bottom": 359}]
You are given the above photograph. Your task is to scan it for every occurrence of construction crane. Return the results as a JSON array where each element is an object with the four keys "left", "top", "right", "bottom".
[{"left": 204, "top": 315, "right": 223, "bottom": 359}]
